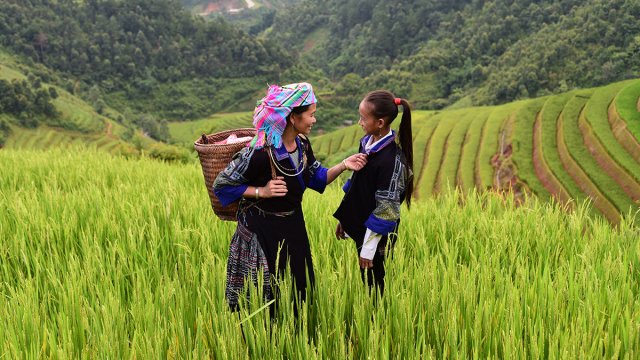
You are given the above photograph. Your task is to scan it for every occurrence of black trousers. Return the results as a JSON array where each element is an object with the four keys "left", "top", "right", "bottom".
[{"left": 356, "top": 242, "right": 390, "bottom": 296}]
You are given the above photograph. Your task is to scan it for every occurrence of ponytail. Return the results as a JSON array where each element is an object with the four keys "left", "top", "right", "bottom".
[
  {"left": 397, "top": 98, "right": 413, "bottom": 208},
  {"left": 363, "top": 90, "right": 414, "bottom": 208}
]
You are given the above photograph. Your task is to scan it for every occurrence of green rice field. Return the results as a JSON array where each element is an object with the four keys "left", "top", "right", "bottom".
[{"left": 1, "top": 148, "right": 639, "bottom": 358}]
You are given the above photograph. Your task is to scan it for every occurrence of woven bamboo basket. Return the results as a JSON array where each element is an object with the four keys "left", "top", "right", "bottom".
[{"left": 194, "top": 128, "right": 256, "bottom": 221}]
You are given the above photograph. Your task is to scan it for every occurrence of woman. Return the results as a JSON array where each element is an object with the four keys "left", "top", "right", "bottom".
[
  {"left": 214, "top": 82, "right": 367, "bottom": 310},
  {"left": 334, "top": 90, "right": 414, "bottom": 296}
]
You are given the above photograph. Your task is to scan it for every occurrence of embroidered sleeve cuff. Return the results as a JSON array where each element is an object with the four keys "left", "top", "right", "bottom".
[
  {"left": 364, "top": 214, "right": 396, "bottom": 236},
  {"left": 342, "top": 178, "right": 352, "bottom": 193},
  {"left": 360, "top": 228, "right": 382, "bottom": 260},
  {"left": 214, "top": 184, "right": 248, "bottom": 206},
  {"left": 307, "top": 166, "right": 328, "bottom": 193}
]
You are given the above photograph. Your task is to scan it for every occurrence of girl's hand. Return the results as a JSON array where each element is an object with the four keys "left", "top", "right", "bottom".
[
  {"left": 359, "top": 257, "right": 373, "bottom": 269},
  {"left": 335, "top": 222, "right": 347, "bottom": 240},
  {"left": 261, "top": 176, "right": 287, "bottom": 198},
  {"left": 344, "top": 153, "right": 367, "bottom": 171}
]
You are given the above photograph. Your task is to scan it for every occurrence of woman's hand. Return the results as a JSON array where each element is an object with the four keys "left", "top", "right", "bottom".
[
  {"left": 335, "top": 222, "right": 347, "bottom": 239},
  {"left": 343, "top": 153, "right": 367, "bottom": 171},
  {"left": 261, "top": 176, "right": 287, "bottom": 198},
  {"left": 359, "top": 257, "right": 374, "bottom": 269}
]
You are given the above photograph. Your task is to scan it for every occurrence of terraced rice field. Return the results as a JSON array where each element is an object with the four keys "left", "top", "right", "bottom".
[
  {"left": 5, "top": 126, "right": 136, "bottom": 156},
  {"left": 313, "top": 79, "right": 640, "bottom": 224}
]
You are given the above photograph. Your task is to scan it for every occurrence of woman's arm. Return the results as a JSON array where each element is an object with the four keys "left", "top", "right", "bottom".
[
  {"left": 326, "top": 153, "right": 368, "bottom": 184},
  {"left": 214, "top": 147, "right": 288, "bottom": 205},
  {"left": 302, "top": 136, "right": 367, "bottom": 191},
  {"left": 240, "top": 176, "right": 288, "bottom": 199}
]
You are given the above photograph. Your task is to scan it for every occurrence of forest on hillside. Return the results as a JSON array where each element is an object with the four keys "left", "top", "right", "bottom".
[
  {"left": 0, "top": 0, "right": 292, "bottom": 123},
  {"left": 261, "top": 0, "right": 640, "bottom": 108},
  {"left": 1, "top": 0, "right": 639, "bottom": 137}
]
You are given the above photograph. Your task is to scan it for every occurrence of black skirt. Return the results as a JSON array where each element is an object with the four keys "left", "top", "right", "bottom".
[{"left": 226, "top": 202, "right": 315, "bottom": 309}]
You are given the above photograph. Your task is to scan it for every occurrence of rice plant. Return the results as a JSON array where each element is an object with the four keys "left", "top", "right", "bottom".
[{"left": 1, "top": 148, "right": 639, "bottom": 358}]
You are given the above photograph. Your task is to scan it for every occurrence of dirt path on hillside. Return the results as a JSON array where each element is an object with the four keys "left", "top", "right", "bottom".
[
  {"left": 105, "top": 121, "right": 117, "bottom": 140},
  {"left": 578, "top": 107, "right": 640, "bottom": 202},
  {"left": 532, "top": 111, "right": 573, "bottom": 209},
  {"left": 490, "top": 114, "right": 530, "bottom": 205},
  {"left": 556, "top": 109, "right": 620, "bottom": 225}
]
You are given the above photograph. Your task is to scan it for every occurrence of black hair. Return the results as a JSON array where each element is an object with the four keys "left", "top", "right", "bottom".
[
  {"left": 363, "top": 90, "right": 414, "bottom": 208},
  {"left": 288, "top": 104, "right": 312, "bottom": 119}
]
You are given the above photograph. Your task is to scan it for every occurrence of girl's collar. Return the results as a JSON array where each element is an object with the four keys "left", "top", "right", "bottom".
[{"left": 361, "top": 130, "right": 396, "bottom": 155}]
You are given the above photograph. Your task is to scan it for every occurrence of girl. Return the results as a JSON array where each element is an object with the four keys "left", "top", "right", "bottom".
[
  {"left": 214, "top": 82, "right": 367, "bottom": 310},
  {"left": 334, "top": 90, "right": 414, "bottom": 295}
]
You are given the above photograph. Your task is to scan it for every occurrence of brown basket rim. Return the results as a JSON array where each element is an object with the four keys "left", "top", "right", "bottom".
[{"left": 194, "top": 128, "right": 255, "bottom": 150}]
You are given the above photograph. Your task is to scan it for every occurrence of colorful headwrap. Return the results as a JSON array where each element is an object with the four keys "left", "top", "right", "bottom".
[{"left": 250, "top": 82, "right": 317, "bottom": 149}]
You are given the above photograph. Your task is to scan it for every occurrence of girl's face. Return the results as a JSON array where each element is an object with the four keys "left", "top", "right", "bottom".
[
  {"left": 291, "top": 103, "right": 317, "bottom": 135},
  {"left": 358, "top": 100, "right": 384, "bottom": 136}
]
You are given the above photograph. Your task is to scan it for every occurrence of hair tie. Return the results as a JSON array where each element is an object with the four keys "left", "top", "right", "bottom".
[{"left": 394, "top": 98, "right": 402, "bottom": 105}]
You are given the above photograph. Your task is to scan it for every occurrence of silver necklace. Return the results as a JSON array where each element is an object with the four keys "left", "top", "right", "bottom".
[{"left": 267, "top": 146, "right": 307, "bottom": 177}]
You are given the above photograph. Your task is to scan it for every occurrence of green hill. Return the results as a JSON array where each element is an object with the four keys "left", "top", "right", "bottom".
[
  {"left": 0, "top": 0, "right": 291, "bottom": 122},
  {"left": 0, "top": 52, "right": 192, "bottom": 162}
]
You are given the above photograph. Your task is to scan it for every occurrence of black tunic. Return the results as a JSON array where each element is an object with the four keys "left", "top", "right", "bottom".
[
  {"left": 333, "top": 135, "right": 410, "bottom": 294},
  {"left": 213, "top": 136, "right": 327, "bottom": 308},
  {"left": 334, "top": 140, "right": 407, "bottom": 247}
]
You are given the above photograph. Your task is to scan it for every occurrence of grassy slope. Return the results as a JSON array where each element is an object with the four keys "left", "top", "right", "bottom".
[
  {"left": 412, "top": 112, "right": 439, "bottom": 195},
  {"left": 557, "top": 92, "right": 620, "bottom": 223},
  {"left": 616, "top": 81, "right": 640, "bottom": 140},
  {"left": 418, "top": 110, "right": 458, "bottom": 196},
  {"left": 434, "top": 110, "right": 477, "bottom": 193},
  {"left": 458, "top": 109, "right": 490, "bottom": 192},
  {"left": 539, "top": 93, "right": 585, "bottom": 202},
  {"left": 563, "top": 92, "right": 637, "bottom": 217},
  {"left": 0, "top": 51, "right": 137, "bottom": 155},
  {"left": 511, "top": 97, "right": 550, "bottom": 200},
  {"left": 583, "top": 81, "right": 640, "bottom": 183},
  {"left": 5, "top": 50, "right": 637, "bottom": 220}
]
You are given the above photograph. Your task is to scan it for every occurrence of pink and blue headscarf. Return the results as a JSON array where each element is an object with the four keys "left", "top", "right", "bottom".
[{"left": 250, "top": 82, "right": 317, "bottom": 149}]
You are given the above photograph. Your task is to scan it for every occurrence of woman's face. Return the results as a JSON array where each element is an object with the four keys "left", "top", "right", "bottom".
[
  {"left": 291, "top": 103, "right": 317, "bottom": 135},
  {"left": 358, "top": 100, "right": 384, "bottom": 136}
]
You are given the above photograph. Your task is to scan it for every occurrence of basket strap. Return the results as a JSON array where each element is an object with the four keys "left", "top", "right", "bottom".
[{"left": 268, "top": 148, "right": 277, "bottom": 179}]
